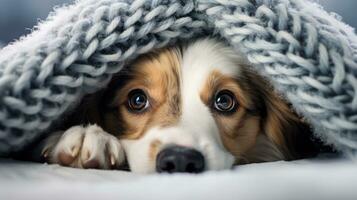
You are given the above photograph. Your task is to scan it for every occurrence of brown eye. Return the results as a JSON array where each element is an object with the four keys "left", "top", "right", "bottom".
[
  {"left": 127, "top": 89, "right": 149, "bottom": 112},
  {"left": 214, "top": 90, "right": 238, "bottom": 113}
]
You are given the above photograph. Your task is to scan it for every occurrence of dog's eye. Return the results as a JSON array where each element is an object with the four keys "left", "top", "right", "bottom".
[
  {"left": 214, "top": 90, "right": 238, "bottom": 113},
  {"left": 127, "top": 89, "right": 149, "bottom": 112}
]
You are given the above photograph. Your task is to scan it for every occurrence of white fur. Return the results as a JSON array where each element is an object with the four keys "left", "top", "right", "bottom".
[
  {"left": 45, "top": 124, "right": 125, "bottom": 169},
  {"left": 121, "top": 39, "right": 248, "bottom": 173},
  {"left": 45, "top": 39, "right": 255, "bottom": 173}
]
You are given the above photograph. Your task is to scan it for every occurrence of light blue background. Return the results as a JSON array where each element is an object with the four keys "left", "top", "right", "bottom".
[{"left": 0, "top": 0, "right": 356, "bottom": 45}]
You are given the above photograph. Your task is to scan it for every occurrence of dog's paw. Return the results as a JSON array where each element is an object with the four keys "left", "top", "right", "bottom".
[{"left": 42, "top": 125, "right": 125, "bottom": 169}]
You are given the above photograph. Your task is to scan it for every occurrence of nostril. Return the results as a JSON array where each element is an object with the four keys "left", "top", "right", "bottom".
[
  {"left": 185, "top": 162, "right": 196, "bottom": 173},
  {"left": 156, "top": 152, "right": 178, "bottom": 173},
  {"left": 185, "top": 155, "right": 205, "bottom": 173},
  {"left": 162, "top": 160, "right": 176, "bottom": 173}
]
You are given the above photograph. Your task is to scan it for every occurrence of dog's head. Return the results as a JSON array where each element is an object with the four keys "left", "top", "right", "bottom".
[{"left": 103, "top": 39, "right": 308, "bottom": 173}]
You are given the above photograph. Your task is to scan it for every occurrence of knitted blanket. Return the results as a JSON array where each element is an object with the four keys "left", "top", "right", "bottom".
[{"left": 0, "top": 0, "right": 356, "bottom": 157}]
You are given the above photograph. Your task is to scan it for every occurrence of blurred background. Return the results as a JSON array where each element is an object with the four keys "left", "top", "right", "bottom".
[{"left": 0, "top": 0, "right": 356, "bottom": 47}]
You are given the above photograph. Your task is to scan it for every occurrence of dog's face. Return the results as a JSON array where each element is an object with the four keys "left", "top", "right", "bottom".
[{"left": 104, "top": 39, "right": 301, "bottom": 173}]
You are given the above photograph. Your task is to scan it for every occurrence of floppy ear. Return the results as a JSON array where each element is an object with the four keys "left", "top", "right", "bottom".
[
  {"left": 243, "top": 67, "right": 318, "bottom": 160},
  {"left": 262, "top": 87, "right": 300, "bottom": 159},
  {"left": 263, "top": 90, "right": 323, "bottom": 159}
]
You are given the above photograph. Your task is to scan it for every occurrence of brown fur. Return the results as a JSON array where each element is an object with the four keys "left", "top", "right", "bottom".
[
  {"left": 149, "top": 140, "right": 163, "bottom": 162},
  {"left": 233, "top": 67, "right": 318, "bottom": 161},
  {"left": 199, "top": 67, "right": 318, "bottom": 163},
  {"left": 199, "top": 70, "right": 261, "bottom": 161},
  {"left": 57, "top": 45, "right": 319, "bottom": 166},
  {"left": 104, "top": 48, "right": 182, "bottom": 140}
]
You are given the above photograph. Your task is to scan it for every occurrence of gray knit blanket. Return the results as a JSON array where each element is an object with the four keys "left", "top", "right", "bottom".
[{"left": 0, "top": 0, "right": 356, "bottom": 157}]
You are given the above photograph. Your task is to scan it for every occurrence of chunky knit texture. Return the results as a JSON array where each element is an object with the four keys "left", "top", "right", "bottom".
[{"left": 0, "top": 0, "right": 356, "bottom": 157}]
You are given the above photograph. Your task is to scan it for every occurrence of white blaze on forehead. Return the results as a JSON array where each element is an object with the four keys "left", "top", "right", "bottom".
[
  {"left": 176, "top": 39, "right": 241, "bottom": 169},
  {"left": 181, "top": 39, "right": 242, "bottom": 89},
  {"left": 180, "top": 39, "right": 243, "bottom": 125}
]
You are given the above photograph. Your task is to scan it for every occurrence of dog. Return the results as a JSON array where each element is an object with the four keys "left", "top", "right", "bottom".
[{"left": 39, "top": 38, "right": 319, "bottom": 173}]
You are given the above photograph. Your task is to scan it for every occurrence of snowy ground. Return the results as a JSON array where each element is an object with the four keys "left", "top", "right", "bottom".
[{"left": 0, "top": 155, "right": 356, "bottom": 200}]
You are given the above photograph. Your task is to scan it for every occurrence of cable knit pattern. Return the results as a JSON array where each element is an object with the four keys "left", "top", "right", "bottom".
[{"left": 0, "top": 0, "right": 356, "bottom": 157}]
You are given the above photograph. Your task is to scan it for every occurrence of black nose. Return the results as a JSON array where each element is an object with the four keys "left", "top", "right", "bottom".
[{"left": 156, "top": 146, "right": 205, "bottom": 173}]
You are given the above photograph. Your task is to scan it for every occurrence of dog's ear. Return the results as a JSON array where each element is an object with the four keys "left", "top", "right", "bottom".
[
  {"left": 243, "top": 68, "right": 317, "bottom": 159},
  {"left": 262, "top": 90, "right": 322, "bottom": 159},
  {"left": 261, "top": 87, "right": 299, "bottom": 159}
]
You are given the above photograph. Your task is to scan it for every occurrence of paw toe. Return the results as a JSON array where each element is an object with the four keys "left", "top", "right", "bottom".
[
  {"left": 83, "top": 159, "right": 100, "bottom": 169},
  {"left": 58, "top": 151, "right": 75, "bottom": 166}
]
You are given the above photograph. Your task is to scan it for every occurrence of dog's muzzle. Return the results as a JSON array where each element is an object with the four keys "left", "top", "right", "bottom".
[{"left": 156, "top": 145, "right": 205, "bottom": 173}]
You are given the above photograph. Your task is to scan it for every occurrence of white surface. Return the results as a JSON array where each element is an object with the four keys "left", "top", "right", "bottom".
[{"left": 0, "top": 156, "right": 356, "bottom": 200}]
